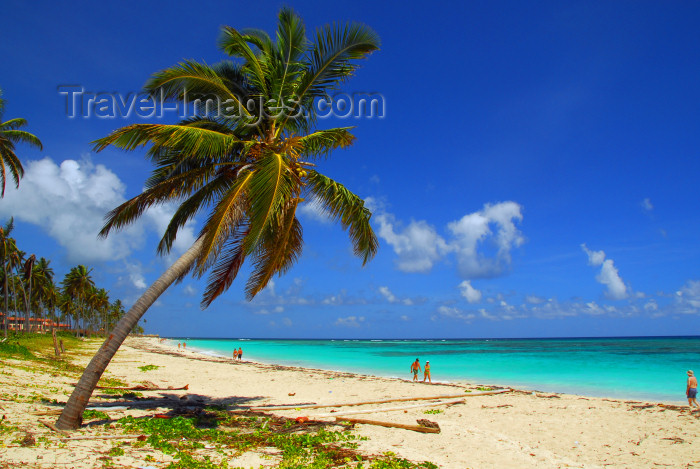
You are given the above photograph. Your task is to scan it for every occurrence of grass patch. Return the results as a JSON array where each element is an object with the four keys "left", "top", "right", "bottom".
[
  {"left": 138, "top": 364, "right": 160, "bottom": 372},
  {"left": 422, "top": 409, "right": 442, "bottom": 415}
]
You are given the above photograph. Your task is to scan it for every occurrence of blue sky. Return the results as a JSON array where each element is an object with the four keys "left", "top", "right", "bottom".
[{"left": 1, "top": 0, "right": 699, "bottom": 338}]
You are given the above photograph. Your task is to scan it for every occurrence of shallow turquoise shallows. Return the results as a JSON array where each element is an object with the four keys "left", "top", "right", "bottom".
[{"left": 168, "top": 337, "right": 700, "bottom": 404}]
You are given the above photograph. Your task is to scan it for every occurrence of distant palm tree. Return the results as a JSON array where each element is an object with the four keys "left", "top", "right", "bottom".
[
  {"left": 0, "top": 218, "right": 16, "bottom": 337},
  {"left": 61, "top": 265, "right": 95, "bottom": 336},
  {"left": 0, "top": 87, "right": 42, "bottom": 196},
  {"left": 57, "top": 8, "right": 380, "bottom": 429}
]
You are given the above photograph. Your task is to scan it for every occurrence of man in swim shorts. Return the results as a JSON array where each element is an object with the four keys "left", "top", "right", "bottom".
[
  {"left": 410, "top": 358, "right": 421, "bottom": 382},
  {"left": 687, "top": 370, "right": 699, "bottom": 412}
]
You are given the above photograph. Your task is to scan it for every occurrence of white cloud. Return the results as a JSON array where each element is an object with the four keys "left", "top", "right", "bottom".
[
  {"left": 125, "top": 262, "right": 147, "bottom": 289},
  {"left": 447, "top": 202, "right": 525, "bottom": 278},
  {"left": 182, "top": 285, "right": 197, "bottom": 297},
  {"left": 371, "top": 200, "right": 524, "bottom": 278},
  {"left": 0, "top": 156, "right": 197, "bottom": 264},
  {"left": 334, "top": 315, "right": 365, "bottom": 327},
  {"left": 641, "top": 198, "right": 653, "bottom": 211},
  {"left": 458, "top": 280, "right": 482, "bottom": 303},
  {"left": 374, "top": 213, "right": 448, "bottom": 273},
  {"left": 378, "top": 286, "right": 413, "bottom": 305},
  {"left": 675, "top": 280, "right": 700, "bottom": 313},
  {"left": 436, "top": 305, "right": 475, "bottom": 322},
  {"left": 400, "top": 315, "right": 410, "bottom": 321},
  {"left": 581, "top": 244, "right": 628, "bottom": 300}
]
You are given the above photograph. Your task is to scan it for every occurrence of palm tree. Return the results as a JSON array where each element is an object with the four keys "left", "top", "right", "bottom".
[
  {"left": 61, "top": 265, "right": 95, "bottom": 336},
  {"left": 0, "top": 218, "right": 16, "bottom": 337},
  {"left": 56, "top": 8, "right": 380, "bottom": 430},
  {"left": 0, "top": 87, "right": 42, "bottom": 196},
  {"left": 22, "top": 254, "right": 35, "bottom": 332}
]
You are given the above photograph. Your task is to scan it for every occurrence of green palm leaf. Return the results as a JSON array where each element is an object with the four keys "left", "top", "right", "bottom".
[{"left": 305, "top": 171, "right": 378, "bottom": 264}]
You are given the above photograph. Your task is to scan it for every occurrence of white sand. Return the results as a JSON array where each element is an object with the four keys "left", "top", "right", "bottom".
[{"left": 2, "top": 336, "right": 699, "bottom": 468}]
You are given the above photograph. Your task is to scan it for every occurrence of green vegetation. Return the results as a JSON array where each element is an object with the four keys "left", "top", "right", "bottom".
[
  {"left": 422, "top": 409, "right": 442, "bottom": 415},
  {"left": 475, "top": 386, "right": 493, "bottom": 391},
  {"left": 138, "top": 364, "right": 160, "bottom": 372},
  {"left": 0, "top": 215, "right": 135, "bottom": 341},
  {"left": 114, "top": 411, "right": 437, "bottom": 468}
]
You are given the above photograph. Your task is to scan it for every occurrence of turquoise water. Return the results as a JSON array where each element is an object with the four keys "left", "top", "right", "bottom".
[{"left": 168, "top": 337, "right": 700, "bottom": 403}]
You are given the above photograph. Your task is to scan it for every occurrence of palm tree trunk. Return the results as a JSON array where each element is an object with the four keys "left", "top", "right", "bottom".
[
  {"left": 3, "top": 266, "right": 8, "bottom": 338},
  {"left": 56, "top": 237, "right": 203, "bottom": 430}
]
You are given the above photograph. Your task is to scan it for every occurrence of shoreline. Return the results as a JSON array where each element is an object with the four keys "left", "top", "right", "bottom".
[
  {"left": 161, "top": 338, "right": 688, "bottom": 405},
  {"left": 2, "top": 335, "right": 698, "bottom": 468}
]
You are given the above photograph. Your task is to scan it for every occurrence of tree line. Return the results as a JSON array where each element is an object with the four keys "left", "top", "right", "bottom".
[{"left": 0, "top": 217, "right": 133, "bottom": 338}]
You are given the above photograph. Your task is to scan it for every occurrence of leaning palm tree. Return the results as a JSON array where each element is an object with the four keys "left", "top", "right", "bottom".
[
  {"left": 56, "top": 8, "right": 380, "bottom": 430},
  {"left": 0, "top": 87, "right": 42, "bottom": 196}
]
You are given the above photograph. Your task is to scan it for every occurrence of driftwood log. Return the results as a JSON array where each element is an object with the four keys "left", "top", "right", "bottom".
[
  {"left": 336, "top": 417, "right": 440, "bottom": 433},
  {"left": 251, "top": 389, "right": 510, "bottom": 412}
]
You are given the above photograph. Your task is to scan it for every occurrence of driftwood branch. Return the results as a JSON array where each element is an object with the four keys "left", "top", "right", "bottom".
[
  {"left": 60, "top": 434, "right": 143, "bottom": 441},
  {"left": 336, "top": 417, "right": 440, "bottom": 433},
  {"left": 251, "top": 389, "right": 510, "bottom": 412},
  {"left": 314, "top": 398, "right": 466, "bottom": 418}
]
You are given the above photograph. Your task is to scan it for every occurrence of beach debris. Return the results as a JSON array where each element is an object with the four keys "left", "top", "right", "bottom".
[
  {"left": 536, "top": 394, "right": 561, "bottom": 399},
  {"left": 315, "top": 398, "right": 467, "bottom": 418},
  {"left": 249, "top": 390, "right": 509, "bottom": 412},
  {"left": 84, "top": 382, "right": 189, "bottom": 391},
  {"left": 662, "top": 436, "right": 687, "bottom": 444},
  {"left": 288, "top": 392, "right": 296, "bottom": 396},
  {"left": 39, "top": 419, "right": 70, "bottom": 436},
  {"left": 416, "top": 419, "right": 440, "bottom": 430},
  {"left": 60, "top": 434, "right": 145, "bottom": 441},
  {"left": 337, "top": 417, "right": 440, "bottom": 433},
  {"left": 295, "top": 416, "right": 309, "bottom": 424}
]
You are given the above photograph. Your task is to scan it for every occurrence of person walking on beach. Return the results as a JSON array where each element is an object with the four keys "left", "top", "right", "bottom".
[
  {"left": 423, "top": 360, "right": 432, "bottom": 383},
  {"left": 687, "top": 370, "right": 699, "bottom": 412},
  {"left": 233, "top": 349, "right": 238, "bottom": 360},
  {"left": 238, "top": 347, "right": 243, "bottom": 361},
  {"left": 410, "top": 358, "right": 421, "bottom": 382}
]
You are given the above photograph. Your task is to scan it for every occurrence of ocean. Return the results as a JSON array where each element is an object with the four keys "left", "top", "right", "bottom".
[{"left": 167, "top": 336, "right": 700, "bottom": 404}]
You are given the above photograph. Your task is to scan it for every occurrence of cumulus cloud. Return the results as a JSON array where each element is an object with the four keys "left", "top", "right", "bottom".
[
  {"left": 458, "top": 280, "right": 482, "bottom": 303},
  {"left": 435, "top": 305, "right": 475, "bottom": 322},
  {"left": 370, "top": 200, "right": 524, "bottom": 278},
  {"left": 581, "top": 244, "right": 628, "bottom": 300},
  {"left": 675, "top": 280, "right": 700, "bottom": 313},
  {"left": 0, "top": 156, "right": 197, "bottom": 264},
  {"left": 447, "top": 202, "right": 525, "bottom": 278},
  {"left": 334, "top": 315, "right": 365, "bottom": 327},
  {"left": 378, "top": 286, "right": 413, "bottom": 305}
]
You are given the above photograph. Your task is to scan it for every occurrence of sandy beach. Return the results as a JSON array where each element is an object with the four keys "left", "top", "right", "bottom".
[{"left": 2, "top": 336, "right": 699, "bottom": 468}]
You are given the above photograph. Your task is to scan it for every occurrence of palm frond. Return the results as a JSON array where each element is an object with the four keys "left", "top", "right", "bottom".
[
  {"left": 98, "top": 167, "right": 211, "bottom": 237},
  {"left": 0, "top": 118, "right": 28, "bottom": 131},
  {"left": 218, "top": 26, "right": 269, "bottom": 95},
  {"left": 1, "top": 129, "right": 42, "bottom": 150},
  {"left": 196, "top": 171, "right": 253, "bottom": 273},
  {"left": 200, "top": 225, "right": 249, "bottom": 307},
  {"left": 241, "top": 151, "right": 294, "bottom": 256},
  {"left": 244, "top": 199, "right": 302, "bottom": 299},
  {"left": 92, "top": 123, "right": 241, "bottom": 157},
  {"left": 297, "top": 127, "right": 355, "bottom": 158},
  {"left": 305, "top": 171, "right": 378, "bottom": 264},
  {"left": 277, "top": 22, "right": 379, "bottom": 134},
  {"left": 145, "top": 60, "right": 252, "bottom": 117}
]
